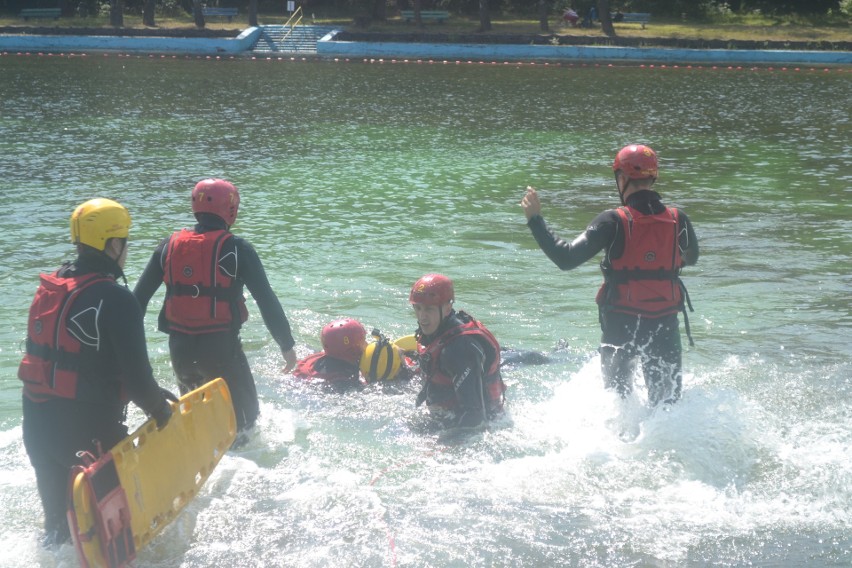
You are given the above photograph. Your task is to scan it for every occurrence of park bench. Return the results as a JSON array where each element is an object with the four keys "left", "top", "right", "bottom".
[
  {"left": 19, "top": 8, "right": 62, "bottom": 20},
  {"left": 400, "top": 10, "right": 450, "bottom": 23},
  {"left": 613, "top": 12, "right": 651, "bottom": 28},
  {"left": 201, "top": 7, "right": 239, "bottom": 22}
]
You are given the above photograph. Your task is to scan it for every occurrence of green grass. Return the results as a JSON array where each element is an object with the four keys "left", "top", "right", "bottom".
[{"left": 1, "top": 11, "right": 849, "bottom": 44}]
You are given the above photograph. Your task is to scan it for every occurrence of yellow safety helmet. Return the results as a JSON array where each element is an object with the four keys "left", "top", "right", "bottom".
[
  {"left": 359, "top": 340, "right": 402, "bottom": 382},
  {"left": 70, "top": 198, "right": 131, "bottom": 251}
]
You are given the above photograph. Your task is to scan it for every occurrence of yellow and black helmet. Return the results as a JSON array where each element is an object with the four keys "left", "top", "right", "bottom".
[
  {"left": 70, "top": 198, "right": 131, "bottom": 251},
  {"left": 359, "top": 337, "right": 402, "bottom": 382}
]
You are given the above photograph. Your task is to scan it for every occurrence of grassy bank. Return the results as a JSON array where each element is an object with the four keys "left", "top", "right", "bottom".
[{"left": 1, "top": 11, "right": 849, "bottom": 44}]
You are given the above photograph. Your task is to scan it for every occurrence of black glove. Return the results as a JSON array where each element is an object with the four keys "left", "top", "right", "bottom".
[
  {"left": 160, "top": 387, "right": 180, "bottom": 403},
  {"left": 150, "top": 391, "right": 176, "bottom": 430}
]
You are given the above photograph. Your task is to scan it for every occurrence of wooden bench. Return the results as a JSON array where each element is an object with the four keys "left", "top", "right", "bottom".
[
  {"left": 19, "top": 8, "right": 62, "bottom": 20},
  {"left": 612, "top": 12, "right": 651, "bottom": 28},
  {"left": 201, "top": 7, "right": 239, "bottom": 22},
  {"left": 400, "top": 10, "right": 450, "bottom": 23}
]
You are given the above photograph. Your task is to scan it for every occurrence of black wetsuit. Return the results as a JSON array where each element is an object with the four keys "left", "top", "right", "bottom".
[
  {"left": 21, "top": 251, "right": 170, "bottom": 545},
  {"left": 134, "top": 216, "right": 295, "bottom": 431},
  {"left": 527, "top": 190, "right": 699, "bottom": 404},
  {"left": 417, "top": 310, "right": 503, "bottom": 429}
]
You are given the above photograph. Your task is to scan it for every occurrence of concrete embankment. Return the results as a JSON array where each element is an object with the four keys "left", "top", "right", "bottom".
[{"left": 1, "top": 26, "right": 850, "bottom": 66}]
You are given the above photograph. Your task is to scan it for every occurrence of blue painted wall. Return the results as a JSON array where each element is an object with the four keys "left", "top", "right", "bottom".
[
  {"left": 0, "top": 27, "right": 262, "bottom": 55},
  {"left": 317, "top": 34, "right": 852, "bottom": 66},
  {"left": 1, "top": 27, "right": 849, "bottom": 65}
]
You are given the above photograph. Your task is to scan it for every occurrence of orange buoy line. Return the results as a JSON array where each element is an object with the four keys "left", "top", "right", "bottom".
[{"left": 2, "top": 50, "right": 850, "bottom": 73}]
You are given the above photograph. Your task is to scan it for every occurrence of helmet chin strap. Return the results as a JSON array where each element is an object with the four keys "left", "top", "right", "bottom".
[
  {"left": 616, "top": 172, "right": 629, "bottom": 205},
  {"left": 102, "top": 240, "right": 129, "bottom": 286},
  {"left": 430, "top": 302, "right": 452, "bottom": 336}
]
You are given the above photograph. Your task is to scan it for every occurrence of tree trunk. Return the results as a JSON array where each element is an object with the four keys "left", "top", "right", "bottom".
[
  {"left": 249, "top": 0, "right": 258, "bottom": 27},
  {"left": 597, "top": 0, "right": 615, "bottom": 37},
  {"left": 143, "top": 0, "right": 156, "bottom": 27},
  {"left": 193, "top": 0, "right": 205, "bottom": 28},
  {"left": 413, "top": 0, "right": 422, "bottom": 28},
  {"left": 478, "top": 0, "right": 492, "bottom": 32},
  {"left": 110, "top": 0, "right": 124, "bottom": 28},
  {"left": 373, "top": 0, "right": 387, "bottom": 21},
  {"left": 538, "top": 0, "right": 549, "bottom": 32}
]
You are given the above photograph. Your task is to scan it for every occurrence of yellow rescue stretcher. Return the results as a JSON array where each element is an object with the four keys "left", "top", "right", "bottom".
[{"left": 67, "top": 378, "right": 236, "bottom": 568}]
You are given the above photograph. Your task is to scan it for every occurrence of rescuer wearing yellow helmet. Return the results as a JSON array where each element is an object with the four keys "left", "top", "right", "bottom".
[{"left": 19, "top": 198, "right": 176, "bottom": 548}]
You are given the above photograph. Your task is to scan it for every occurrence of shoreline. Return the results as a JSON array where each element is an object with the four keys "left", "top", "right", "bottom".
[{"left": 1, "top": 26, "right": 850, "bottom": 65}]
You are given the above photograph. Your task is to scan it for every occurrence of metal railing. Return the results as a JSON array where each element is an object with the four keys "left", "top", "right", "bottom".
[{"left": 280, "top": 6, "right": 303, "bottom": 45}]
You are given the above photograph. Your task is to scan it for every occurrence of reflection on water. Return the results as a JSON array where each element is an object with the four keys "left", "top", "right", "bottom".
[{"left": 0, "top": 56, "right": 850, "bottom": 567}]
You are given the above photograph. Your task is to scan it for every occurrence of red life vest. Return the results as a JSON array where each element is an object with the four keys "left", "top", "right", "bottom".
[
  {"left": 597, "top": 205, "right": 684, "bottom": 317},
  {"left": 293, "top": 352, "right": 361, "bottom": 384},
  {"left": 163, "top": 229, "right": 248, "bottom": 334},
  {"left": 419, "top": 311, "right": 505, "bottom": 412},
  {"left": 18, "top": 272, "right": 111, "bottom": 402}
]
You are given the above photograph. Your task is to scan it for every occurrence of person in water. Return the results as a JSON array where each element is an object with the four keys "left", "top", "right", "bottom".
[
  {"left": 521, "top": 144, "right": 699, "bottom": 405},
  {"left": 293, "top": 318, "right": 367, "bottom": 384},
  {"left": 293, "top": 318, "right": 407, "bottom": 386},
  {"left": 409, "top": 273, "right": 506, "bottom": 430},
  {"left": 134, "top": 179, "right": 298, "bottom": 433},
  {"left": 19, "top": 198, "right": 175, "bottom": 547}
]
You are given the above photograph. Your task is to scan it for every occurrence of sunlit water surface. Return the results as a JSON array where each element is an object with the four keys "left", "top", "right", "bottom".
[{"left": 0, "top": 55, "right": 849, "bottom": 567}]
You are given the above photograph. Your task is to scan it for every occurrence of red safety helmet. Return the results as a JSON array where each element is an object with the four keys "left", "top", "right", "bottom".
[
  {"left": 192, "top": 178, "right": 240, "bottom": 226},
  {"left": 613, "top": 144, "right": 658, "bottom": 180},
  {"left": 321, "top": 318, "right": 368, "bottom": 365},
  {"left": 409, "top": 274, "right": 454, "bottom": 306}
]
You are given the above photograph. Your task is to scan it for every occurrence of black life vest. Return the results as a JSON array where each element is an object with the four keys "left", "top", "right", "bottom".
[
  {"left": 597, "top": 205, "right": 685, "bottom": 317},
  {"left": 163, "top": 229, "right": 248, "bottom": 334},
  {"left": 18, "top": 272, "right": 111, "bottom": 402},
  {"left": 418, "top": 311, "right": 505, "bottom": 412}
]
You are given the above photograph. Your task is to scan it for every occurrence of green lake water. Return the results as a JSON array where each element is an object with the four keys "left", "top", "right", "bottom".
[{"left": 0, "top": 54, "right": 850, "bottom": 567}]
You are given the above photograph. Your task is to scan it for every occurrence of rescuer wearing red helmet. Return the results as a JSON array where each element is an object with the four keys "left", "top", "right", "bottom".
[
  {"left": 134, "top": 179, "right": 298, "bottom": 434},
  {"left": 521, "top": 144, "right": 699, "bottom": 406},
  {"left": 293, "top": 318, "right": 369, "bottom": 384},
  {"left": 19, "top": 198, "right": 175, "bottom": 548},
  {"left": 409, "top": 274, "right": 505, "bottom": 430}
]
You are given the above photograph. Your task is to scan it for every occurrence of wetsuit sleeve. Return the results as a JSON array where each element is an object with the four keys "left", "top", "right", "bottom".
[
  {"left": 102, "top": 285, "right": 169, "bottom": 416},
  {"left": 235, "top": 238, "right": 296, "bottom": 352},
  {"left": 526, "top": 211, "right": 619, "bottom": 270},
  {"left": 440, "top": 337, "right": 488, "bottom": 429},
  {"left": 132, "top": 238, "right": 169, "bottom": 314},
  {"left": 677, "top": 210, "right": 699, "bottom": 266}
]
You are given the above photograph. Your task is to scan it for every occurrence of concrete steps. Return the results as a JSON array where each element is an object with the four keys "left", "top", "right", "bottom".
[{"left": 253, "top": 25, "right": 336, "bottom": 54}]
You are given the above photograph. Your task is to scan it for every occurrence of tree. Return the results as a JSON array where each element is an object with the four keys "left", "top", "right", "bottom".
[
  {"left": 538, "top": 0, "right": 550, "bottom": 32},
  {"left": 478, "top": 0, "right": 492, "bottom": 31},
  {"left": 193, "top": 0, "right": 205, "bottom": 28},
  {"left": 110, "top": 0, "right": 124, "bottom": 27},
  {"left": 372, "top": 0, "right": 388, "bottom": 22},
  {"left": 597, "top": 0, "right": 614, "bottom": 37},
  {"left": 58, "top": 0, "right": 73, "bottom": 17},
  {"left": 414, "top": 0, "right": 423, "bottom": 27},
  {"left": 143, "top": 0, "right": 155, "bottom": 26},
  {"left": 249, "top": 0, "right": 259, "bottom": 26}
]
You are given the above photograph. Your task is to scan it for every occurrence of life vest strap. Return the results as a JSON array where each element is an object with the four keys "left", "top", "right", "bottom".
[
  {"left": 603, "top": 267, "right": 681, "bottom": 283},
  {"left": 25, "top": 337, "right": 80, "bottom": 369},
  {"left": 169, "top": 282, "right": 242, "bottom": 300},
  {"left": 679, "top": 279, "right": 695, "bottom": 347}
]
